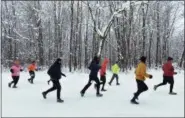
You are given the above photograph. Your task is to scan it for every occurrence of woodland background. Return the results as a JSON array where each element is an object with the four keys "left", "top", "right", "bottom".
[{"left": 1, "top": 1, "right": 184, "bottom": 72}]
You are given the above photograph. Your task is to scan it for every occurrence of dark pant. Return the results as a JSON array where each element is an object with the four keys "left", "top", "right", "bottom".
[
  {"left": 109, "top": 74, "right": 119, "bottom": 84},
  {"left": 81, "top": 75, "right": 101, "bottom": 94},
  {"left": 44, "top": 79, "right": 61, "bottom": 99},
  {"left": 10, "top": 76, "right": 19, "bottom": 87},
  {"left": 100, "top": 75, "right": 106, "bottom": 90},
  {"left": 28, "top": 71, "right": 35, "bottom": 83},
  {"left": 134, "top": 79, "right": 148, "bottom": 99},
  {"left": 95, "top": 75, "right": 106, "bottom": 90},
  {"left": 156, "top": 76, "right": 174, "bottom": 93}
]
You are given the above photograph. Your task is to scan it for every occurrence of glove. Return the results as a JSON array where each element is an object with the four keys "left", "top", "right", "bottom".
[
  {"left": 61, "top": 73, "right": 66, "bottom": 77},
  {"left": 88, "top": 66, "right": 91, "bottom": 70},
  {"left": 149, "top": 75, "right": 153, "bottom": 79},
  {"left": 174, "top": 72, "right": 177, "bottom": 75},
  {"left": 10, "top": 69, "right": 14, "bottom": 73},
  {"left": 47, "top": 80, "right": 50, "bottom": 85}
]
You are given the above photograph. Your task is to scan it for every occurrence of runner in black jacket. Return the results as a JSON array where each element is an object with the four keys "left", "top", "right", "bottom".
[
  {"left": 80, "top": 56, "right": 103, "bottom": 97},
  {"left": 42, "top": 58, "right": 66, "bottom": 103}
]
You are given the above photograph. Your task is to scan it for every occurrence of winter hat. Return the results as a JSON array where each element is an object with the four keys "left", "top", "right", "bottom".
[
  {"left": 56, "top": 58, "right": 61, "bottom": 62},
  {"left": 140, "top": 56, "right": 147, "bottom": 62},
  {"left": 93, "top": 56, "right": 99, "bottom": 61},
  {"left": 93, "top": 56, "right": 100, "bottom": 64},
  {"left": 14, "top": 60, "right": 20, "bottom": 65},
  {"left": 32, "top": 60, "right": 36, "bottom": 63},
  {"left": 167, "top": 57, "right": 173, "bottom": 61},
  {"left": 54, "top": 58, "right": 61, "bottom": 64}
]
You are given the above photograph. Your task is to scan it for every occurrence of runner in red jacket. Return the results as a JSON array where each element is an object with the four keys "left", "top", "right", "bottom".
[
  {"left": 94, "top": 58, "right": 109, "bottom": 91},
  {"left": 154, "top": 57, "right": 177, "bottom": 95}
]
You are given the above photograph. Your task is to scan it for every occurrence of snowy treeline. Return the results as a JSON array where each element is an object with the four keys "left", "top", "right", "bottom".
[{"left": 1, "top": 1, "right": 184, "bottom": 71}]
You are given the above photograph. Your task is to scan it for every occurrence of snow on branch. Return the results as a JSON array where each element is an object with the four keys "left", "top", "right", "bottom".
[
  {"left": 13, "top": 29, "right": 30, "bottom": 41},
  {"left": 5, "top": 35, "right": 21, "bottom": 42},
  {"left": 96, "top": 1, "right": 145, "bottom": 38},
  {"left": 83, "top": 1, "right": 145, "bottom": 57}
]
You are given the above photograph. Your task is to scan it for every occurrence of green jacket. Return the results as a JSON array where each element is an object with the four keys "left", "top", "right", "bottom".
[{"left": 111, "top": 64, "right": 120, "bottom": 74}]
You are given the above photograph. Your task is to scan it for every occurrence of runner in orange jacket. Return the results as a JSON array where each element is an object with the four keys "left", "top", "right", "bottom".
[
  {"left": 131, "top": 56, "right": 152, "bottom": 104},
  {"left": 28, "top": 61, "right": 37, "bottom": 84}
]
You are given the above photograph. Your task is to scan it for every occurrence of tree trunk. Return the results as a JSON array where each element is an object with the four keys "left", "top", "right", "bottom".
[
  {"left": 179, "top": 49, "right": 185, "bottom": 68},
  {"left": 142, "top": 2, "right": 146, "bottom": 56},
  {"left": 78, "top": 1, "right": 83, "bottom": 69},
  {"left": 69, "top": 1, "right": 74, "bottom": 72},
  {"left": 36, "top": 1, "right": 44, "bottom": 66},
  {"left": 84, "top": 6, "right": 89, "bottom": 68},
  {"left": 148, "top": 31, "right": 153, "bottom": 68},
  {"left": 53, "top": 1, "right": 58, "bottom": 58},
  {"left": 155, "top": 2, "right": 160, "bottom": 68}
]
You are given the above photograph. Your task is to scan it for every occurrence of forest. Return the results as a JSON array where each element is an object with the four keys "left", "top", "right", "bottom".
[{"left": 1, "top": 1, "right": 184, "bottom": 72}]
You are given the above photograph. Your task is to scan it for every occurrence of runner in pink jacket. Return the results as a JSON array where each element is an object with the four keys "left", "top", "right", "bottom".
[{"left": 8, "top": 60, "right": 23, "bottom": 88}]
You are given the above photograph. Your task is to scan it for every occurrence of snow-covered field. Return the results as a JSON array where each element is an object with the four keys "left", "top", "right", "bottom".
[{"left": 2, "top": 69, "right": 184, "bottom": 117}]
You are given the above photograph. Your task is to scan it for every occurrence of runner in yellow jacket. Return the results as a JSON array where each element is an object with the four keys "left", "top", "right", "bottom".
[
  {"left": 108, "top": 61, "right": 120, "bottom": 85},
  {"left": 131, "top": 56, "right": 153, "bottom": 104}
]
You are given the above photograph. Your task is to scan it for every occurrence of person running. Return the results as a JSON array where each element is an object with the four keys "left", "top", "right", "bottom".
[
  {"left": 94, "top": 58, "right": 109, "bottom": 91},
  {"left": 27, "top": 61, "right": 37, "bottom": 84},
  {"left": 8, "top": 60, "right": 23, "bottom": 88},
  {"left": 108, "top": 61, "right": 120, "bottom": 85},
  {"left": 130, "top": 56, "right": 153, "bottom": 104},
  {"left": 42, "top": 58, "right": 66, "bottom": 103},
  {"left": 80, "top": 56, "right": 103, "bottom": 97},
  {"left": 154, "top": 57, "right": 177, "bottom": 95}
]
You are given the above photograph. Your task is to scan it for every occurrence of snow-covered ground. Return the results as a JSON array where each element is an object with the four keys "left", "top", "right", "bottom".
[{"left": 2, "top": 69, "right": 184, "bottom": 117}]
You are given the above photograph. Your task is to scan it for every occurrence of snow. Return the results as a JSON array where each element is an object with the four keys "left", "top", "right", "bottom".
[
  {"left": 96, "top": 1, "right": 146, "bottom": 38},
  {"left": 2, "top": 69, "right": 184, "bottom": 117},
  {"left": 97, "top": 40, "right": 103, "bottom": 56},
  {"left": 90, "top": 1, "right": 149, "bottom": 39},
  {"left": 13, "top": 29, "right": 30, "bottom": 40},
  {"left": 97, "top": 29, "right": 104, "bottom": 37}
]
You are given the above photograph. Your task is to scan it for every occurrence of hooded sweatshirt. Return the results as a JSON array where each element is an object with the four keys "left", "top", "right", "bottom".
[
  {"left": 47, "top": 58, "right": 64, "bottom": 80},
  {"left": 88, "top": 56, "right": 101, "bottom": 77}
]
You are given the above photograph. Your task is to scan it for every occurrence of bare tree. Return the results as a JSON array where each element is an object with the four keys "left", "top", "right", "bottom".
[
  {"left": 69, "top": 1, "right": 74, "bottom": 72},
  {"left": 1, "top": 1, "right": 183, "bottom": 71}
]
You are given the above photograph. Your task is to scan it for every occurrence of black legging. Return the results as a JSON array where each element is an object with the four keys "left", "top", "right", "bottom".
[
  {"left": 156, "top": 76, "right": 174, "bottom": 93},
  {"left": 10, "top": 76, "right": 19, "bottom": 87},
  {"left": 100, "top": 75, "right": 106, "bottom": 90},
  {"left": 44, "top": 79, "right": 61, "bottom": 99},
  {"left": 81, "top": 75, "right": 101, "bottom": 94},
  {"left": 95, "top": 75, "right": 106, "bottom": 90},
  {"left": 28, "top": 71, "right": 35, "bottom": 83},
  {"left": 134, "top": 79, "right": 148, "bottom": 99},
  {"left": 109, "top": 74, "right": 119, "bottom": 84}
]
